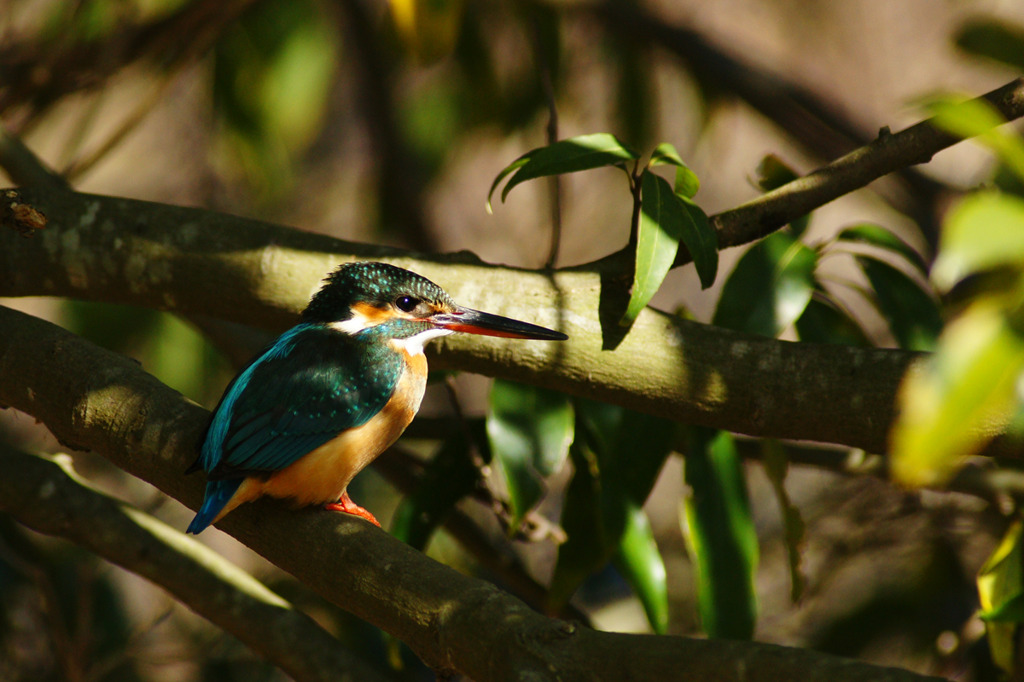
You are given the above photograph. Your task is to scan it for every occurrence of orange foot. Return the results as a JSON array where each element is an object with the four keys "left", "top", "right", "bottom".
[{"left": 324, "top": 491, "right": 381, "bottom": 527}]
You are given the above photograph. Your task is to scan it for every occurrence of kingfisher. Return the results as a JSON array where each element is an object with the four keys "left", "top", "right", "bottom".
[{"left": 185, "top": 261, "right": 566, "bottom": 534}]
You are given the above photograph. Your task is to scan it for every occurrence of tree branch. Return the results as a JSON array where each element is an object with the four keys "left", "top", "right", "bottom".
[
  {"left": 695, "top": 77, "right": 1024, "bottom": 265},
  {"left": 0, "top": 305, "right": 946, "bottom": 682},
  {"left": 0, "top": 445, "right": 394, "bottom": 682},
  {"left": 2, "top": 85, "right": 1022, "bottom": 454},
  {"left": 0, "top": 186, "right": 963, "bottom": 455}
]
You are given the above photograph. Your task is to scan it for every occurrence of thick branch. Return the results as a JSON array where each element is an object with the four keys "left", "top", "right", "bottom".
[
  {"left": 0, "top": 187, "right": 955, "bottom": 455},
  {"left": 0, "top": 185, "right": 1009, "bottom": 455},
  {"left": 0, "top": 445, "right": 392, "bottom": 682},
  {"left": 0, "top": 305, "right": 945, "bottom": 682}
]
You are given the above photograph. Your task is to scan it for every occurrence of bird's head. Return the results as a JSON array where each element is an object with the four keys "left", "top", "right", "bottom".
[{"left": 303, "top": 262, "right": 566, "bottom": 353}]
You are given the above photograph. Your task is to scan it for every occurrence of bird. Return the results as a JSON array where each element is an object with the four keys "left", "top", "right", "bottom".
[{"left": 185, "top": 261, "right": 567, "bottom": 534}]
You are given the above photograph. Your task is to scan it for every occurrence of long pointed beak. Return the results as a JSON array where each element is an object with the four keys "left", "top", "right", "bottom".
[{"left": 430, "top": 306, "right": 567, "bottom": 340}]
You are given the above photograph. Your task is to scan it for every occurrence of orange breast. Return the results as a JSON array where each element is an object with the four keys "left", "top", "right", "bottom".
[{"left": 217, "top": 352, "right": 429, "bottom": 519}]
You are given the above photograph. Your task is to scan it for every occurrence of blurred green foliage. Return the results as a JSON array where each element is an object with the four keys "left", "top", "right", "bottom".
[{"left": 212, "top": 0, "right": 339, "bottom": 195}]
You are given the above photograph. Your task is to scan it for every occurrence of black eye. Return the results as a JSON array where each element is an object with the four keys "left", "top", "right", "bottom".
[{"left": 395, "top": 295, "right": 419, "bottom": 313}]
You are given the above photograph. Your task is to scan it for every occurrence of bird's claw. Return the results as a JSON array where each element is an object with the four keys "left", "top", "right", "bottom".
[{"left": 324, "top": 492, "right": 381, "bottom": 527}]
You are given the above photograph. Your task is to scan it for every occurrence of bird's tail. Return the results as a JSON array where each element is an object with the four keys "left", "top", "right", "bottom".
[{"left": 186, "top": 479, "right": 243, "bottom": 534}]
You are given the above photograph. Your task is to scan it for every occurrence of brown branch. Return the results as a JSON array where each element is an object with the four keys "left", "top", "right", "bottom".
[
  {"left": 0, "top": 186, "right": 996, "bottom": 456},
  {"left": 0, "top": 445, "right": 394, "bottom": 682},
  {"left": 0, "top": 304, "right": 946, "bottom": 682},
  {"left": 2, "top": 82, "right": 1023, "bottom": 454},
  {"left": 689, "top": 78, "right": 1024, "bottom": 266}
]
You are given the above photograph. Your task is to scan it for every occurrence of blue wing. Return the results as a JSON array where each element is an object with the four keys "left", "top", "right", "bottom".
[{"left": 196, "top": 323, "right": 404, "bottom": 479}]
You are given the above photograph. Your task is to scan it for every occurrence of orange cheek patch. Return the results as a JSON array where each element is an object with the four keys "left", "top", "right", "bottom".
[{"left": 350, "top": 301, "right": 394, "bottom": 326}]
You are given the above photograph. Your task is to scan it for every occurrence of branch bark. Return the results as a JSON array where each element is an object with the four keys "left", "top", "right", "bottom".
[
  {"left": 0, "top": 445, "right": 394, "bottom": 682},
  {"left": 0, "top": 304, "right": 946, "bottom": 682},
  {"left": 0, "top": 185, "right": 982, "bottom": 455}
]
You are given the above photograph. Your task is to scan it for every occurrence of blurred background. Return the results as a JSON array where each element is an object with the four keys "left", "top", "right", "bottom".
[{"left": 1, "top": 0, "right": 1023, "bottom": 679}]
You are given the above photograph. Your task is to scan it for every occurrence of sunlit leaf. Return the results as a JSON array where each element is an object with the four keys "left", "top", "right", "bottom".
[
  {"left": 891, "top": 302, "right": 1024, "bottom": 487},
  {"left": 932, "top": 192, "right": 1024, "bottom": 292},
  {"left": 956, "top": 18, "right": 1024, "bottom": 71},
  {"left": 621, "top": 173, "right": 682, "bottom": 327},
  {"left": 794, "top": 296, "right": 869, "bottom": 346},
  {"left": 682, "top": 428, "right": 758, "bottom": 639},
  {"left": 762, "top": 441, "right": 805, "bottom": 602},
  {"left": 981, "top": 593, "right": 1024, "bottom": 623},
  {"left": 977, "top": 519, "right": 1024, "bottom": 672},
  {"left": 487, "top": 380, "right": 574, "bottom": 528},
  {"left": 389, "top": 0, "right": 466, "bottom": 64},
  {"left": 713, "top": 232, "right": 817, "bottom": 337},
  {"left": 549, "top": 402, "right": 675, "bottom": 614},
  {"left": 487, "top": 133, "right": 639, "bottom": 211},
  {"left": 835, "top": 223, "right": 928, "bottom": 274},
  {"left": 856, "top": 256, "right": 941, "bottom": 351},
  {"left": 613, "top": 505, "right": 669, "bottom": 633},
  {"left": 649, "top": 142, "right": 699, "bottom": 198},
  {"left": 925, "top": 94, "right": 1024, "bottom": 184}
]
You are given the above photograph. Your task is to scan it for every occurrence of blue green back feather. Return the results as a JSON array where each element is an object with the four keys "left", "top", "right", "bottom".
[
  {"left": 185, "top": 323, "right": 405, "bottom": 533},
  {"left": 201, "top": 323, "right": 404, "bottom": 478}
]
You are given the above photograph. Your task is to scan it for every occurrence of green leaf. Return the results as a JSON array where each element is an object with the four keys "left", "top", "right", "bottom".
[
  {"left": 762, "top": 441, "right": 805, "bottom": 602},
  {"left": 835, "top": 223, "right": 928, "bottom": 274},
  {"left": 925, "top": 94, "right": 1024, "bottom": 185},
  {"left": 977, "top": 519, "right": 1024, "bottom": 672},
  {"left": 856, "top": 256, "right": 941, "bottom": 351},
  {"left": 956, "top": 18, "right": 1024, "bottom": 72},
  {"left": 621, "top": 171, "right": 716, "bottom": 326},
  {"left": 794, "top": 296, "right": 869, "bottom": 346},
  {"left": 756, "top": 154, "right": 808, "bottom": 238},
  {"left": 682, "top": 428, "right": 758, "bottom": 639},
  {"left": 980, "top": 593, "right": 1024, "bottom": 623},
  {"left": 713, "top": 232, "right": 817, "bottom": 337},
  {"left": 390, "top": 428, "right": 482, "bottom": 549},
  {"left": 487, "top": 133, "right": 639, "bottom": 211},
  {"left": 676, "top": 194, "right": 718, "bottom": 289},
  {"left": 649, "top": 142, "right": 700, "bottom": 198},
  {"left": 486, "top": 380, "right": 574, "bottom": 529},
  {"left": 932, "top": 192, "right": 1024, "bottom": 292},
  {"left": 549, "top": 402, "right": 675, "bottom": 613},
  {"left": 613, "top": 506, "right": 669, "bottom": 633},
  {"left": 621, "top": 173, "right": 682, "bottom": 327},
  {"left": 891, "top": 301, "right": 1024, "bottom": 488}
]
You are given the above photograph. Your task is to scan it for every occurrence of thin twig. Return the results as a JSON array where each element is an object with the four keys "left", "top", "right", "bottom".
[
  {"left": 0, "top": 125, "right": 71, "bottom": 192},
  {"left": 532, "top": 15, "right": 563, "bottom": 269}
]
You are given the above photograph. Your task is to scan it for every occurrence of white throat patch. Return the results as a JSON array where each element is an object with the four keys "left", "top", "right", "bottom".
[
  {"left": 390, "top": 327, "right": 453, "bottom": 356},
  {"left": 329, "top": 312, "right": 374, "bottom": 335}
]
